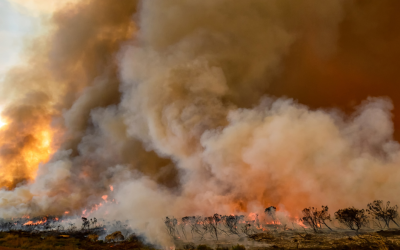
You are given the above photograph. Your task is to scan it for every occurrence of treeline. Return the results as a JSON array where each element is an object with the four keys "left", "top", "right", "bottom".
[
  {"left": 165, "top": 200, "right": 400, "bottom": 240},
  {"left": 301, "top": 200, "right": 399, "bottom": 232}
]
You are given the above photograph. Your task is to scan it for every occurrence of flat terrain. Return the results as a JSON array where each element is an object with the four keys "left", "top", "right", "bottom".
[
  {"left": 2, "top": 229, "right": 400, "bottom": 249},
  {"left": 0, "top": 247, "right": 22, "bottom": 250},
  {"left": 175, "top": 229, "right": 400, "bottom": 250},
  {"left": 0, "top": 231, "right": 148, "bottom": 250}
]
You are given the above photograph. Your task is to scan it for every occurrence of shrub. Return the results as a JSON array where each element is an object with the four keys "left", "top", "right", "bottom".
[
  {"left": 183, "top": 244, "right": 195, "bottom": 250},
  {"left": 197, "top": 244, "right": 213, "bottom": 250},
  {"left": 232, "top": 244, "right": 246, "bottom": 250},
  {"left": 335, "top": 207, "right": 368, "bottom": 232},
  {"left": 216, "top": 246, "right": 229, "bottom": 250}
]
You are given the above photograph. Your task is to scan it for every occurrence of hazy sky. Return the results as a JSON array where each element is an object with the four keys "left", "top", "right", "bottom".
[{"left": 0, "top": 0, "right": 39, "bottom": 79}]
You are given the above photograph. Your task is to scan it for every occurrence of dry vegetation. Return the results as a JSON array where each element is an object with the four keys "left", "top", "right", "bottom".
[
  {"left": 2, "top": 228, "right": 400, "bottom": 249},
  {"left": 0, "top": 230, "right": 151, "bottom": 250},
  {"left": 3, "top": 200, "right": 400, "bottom": 249}
]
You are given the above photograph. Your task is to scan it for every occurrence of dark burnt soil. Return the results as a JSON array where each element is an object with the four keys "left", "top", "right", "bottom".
[
  {"left": 245, "top": 230, "right": 400, "bottom": 249},
  {"left": 2, "top": 229, "right": 400, "bottom": 250},
  {"left": 0, "top": 230, "right": 153, "bottom": 250},
  {"left": 175, "top": 229, "right": 400, "bottom": 250}
]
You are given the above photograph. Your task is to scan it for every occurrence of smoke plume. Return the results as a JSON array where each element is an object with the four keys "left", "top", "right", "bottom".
[{"left": 1, "top": 0, "right": 400, "bottom": 246}]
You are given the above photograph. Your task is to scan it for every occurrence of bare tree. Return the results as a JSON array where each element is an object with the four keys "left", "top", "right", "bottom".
[
  {"left": 222, "top": 215, "right": 242, "bottom": 236},
  {"left": 265, "top": 206, "right": 277, "bottom": 223},
  {"left": 203, "top": 214, "right": 220, "bottom": 240},
  {"left": 335, "top": 207, "right": 368, "bottom": 232},
  {"left": 165, "top": 217, "right": 179, "bottom": 238},
  {"left": 366, "top": 200, "right": 399, "bottom": 229},
  {"left": 317, "top": 206, "right": 333, "bottom": 231},
  {"left": 301, "top": 206, "right": 332, "bottom": 232},
  {"left": 301, "top": 207, "right": 319, "bottom": 232},
  {"left": 81, "top": 217, "right": 90, "bottom": 230},
  {"left": 187, "top": 216, "right": 206, "bottom": 239},
  {"left": 181, "top": 216, "right": 190, "bottom": 239}
]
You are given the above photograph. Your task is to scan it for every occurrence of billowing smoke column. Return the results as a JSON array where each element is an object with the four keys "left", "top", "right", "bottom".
[{"left": 1, "top": 0, "right": 400, "bottom": 246}]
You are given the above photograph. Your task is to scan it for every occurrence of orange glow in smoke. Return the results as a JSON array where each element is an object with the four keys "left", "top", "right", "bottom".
[
  {"left": 0, "top": 118, "right": 6, "bottom": 128},
  {"left": 102, "top": 195, "right": 108, "bottom": 202},
  {"left": 21, "top": 129, "right": 53, "bottom": 176},
  {"left": 109, "top": 185, "right": 113, "bottom": 191},
  {"left": 0, "top": 120, "right": 56, "bottom": 189},
  {"left": 248, "top": 212, "right": 258, "bottom": 221}
]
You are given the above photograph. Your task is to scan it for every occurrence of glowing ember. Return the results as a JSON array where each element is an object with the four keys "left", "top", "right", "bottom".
[{"left": 266, "top": 221, "right": 282, "bottom": 225}]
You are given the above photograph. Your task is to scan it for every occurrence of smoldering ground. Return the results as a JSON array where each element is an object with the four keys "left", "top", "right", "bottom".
[{"left": 1, "top": 0, "right": 400, "bottom": 246}]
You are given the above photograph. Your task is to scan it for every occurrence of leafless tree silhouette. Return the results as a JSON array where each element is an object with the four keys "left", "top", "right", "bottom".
[
  {"left": 335, "top": 207, "right": 368, "bottom": 232},
  {"left": 366, "top": 200, "right": 399, "bottom": 229}
]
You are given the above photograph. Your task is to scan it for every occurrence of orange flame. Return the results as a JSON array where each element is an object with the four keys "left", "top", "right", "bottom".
[
  {"left": 23, "top": 217, "right": 47, "bottom": 226},
  {"left": 0, "top": 118, "right": 6, "bottom": 129},
  {"left": 0, "top": 119, "right": 56, "bottom": 189},
  {"left": 294, "top": 219, "right": 307, "bottom": 228}
]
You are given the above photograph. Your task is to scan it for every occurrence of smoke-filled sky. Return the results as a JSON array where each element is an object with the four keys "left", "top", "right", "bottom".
[{"left": 1, "top": 0, "right": 400, "bottom": 246}]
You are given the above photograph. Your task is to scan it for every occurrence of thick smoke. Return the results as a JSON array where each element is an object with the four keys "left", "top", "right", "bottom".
[{"left": 1, "top": 0, "right": 400, "bottom": 246}]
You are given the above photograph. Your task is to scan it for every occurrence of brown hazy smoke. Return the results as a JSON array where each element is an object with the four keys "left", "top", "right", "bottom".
[
  {"left": 0, "top": 0, "right": 139, "bottom": 188},
  {"left": 1, "top": 0, "right": 400, "bottom": 246}
]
